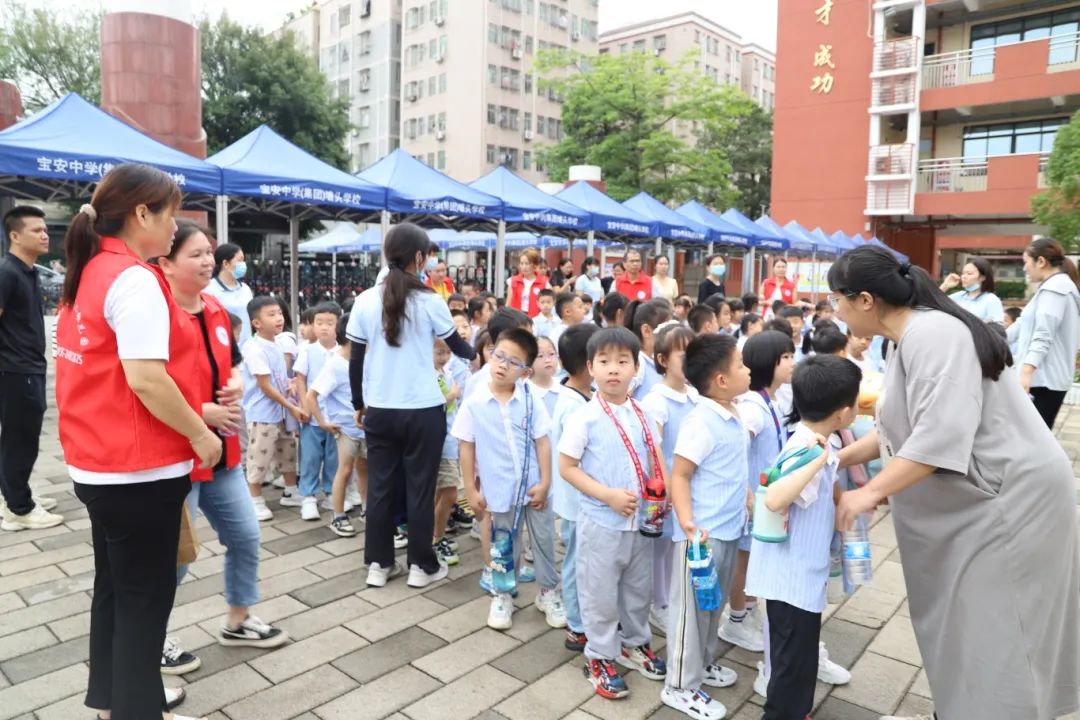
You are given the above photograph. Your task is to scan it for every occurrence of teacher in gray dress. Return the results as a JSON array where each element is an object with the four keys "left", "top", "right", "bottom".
[{"left": 828, "top": 245, "right": 1078, "bottom": 720}]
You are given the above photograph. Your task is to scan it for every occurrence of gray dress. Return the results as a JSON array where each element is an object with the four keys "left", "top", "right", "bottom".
[{"left": 877, "top": 309, "right": 1079, "bottom": 719}]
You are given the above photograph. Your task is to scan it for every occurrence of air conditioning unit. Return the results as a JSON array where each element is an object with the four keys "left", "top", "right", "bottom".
[
  {"left": 436, "top": 130, "right": 445, "bottom": 141},
  {"left": 407, "top": 89, "right": 418, "bottom": 101},
  {"left": 435, "top": 52, "right": 445, "bottom": 63},
  {"left": 523, "top": 130, "right": 533, "bottom": 141},
  {"left": 571, "top": 30, "right": 580, "bottom": 41},
  {"left": 512, "top": 47, "right": 522, "bottom": 59},
  {"left": 434, "top": 15, "right": 445, "bottom": 26}
]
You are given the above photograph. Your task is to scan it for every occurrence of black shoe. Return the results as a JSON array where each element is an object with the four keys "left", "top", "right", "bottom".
[
  {"left": 450, "top": 502, "right": 475, "bottom": 530},
  {"left": 564, "top": 630, "right": 587, "bottom": 652},
  {"left": 161, "top": 637, "right": 201, "bottom": 675}
]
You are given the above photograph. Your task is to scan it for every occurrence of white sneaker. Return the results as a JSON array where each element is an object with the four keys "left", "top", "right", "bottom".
[
  {"left": 164, "top": 685, "right": 186, "bottom": 710},
  {"left": 251, "top": 497, "right": 273, "bottom": 522},
  {"left": 753, "top": 660, "right": 768, "bottom": 698},
  {"left": 320, "top": 496, "right": 354, "bottom": 513},
  {"left": 279, "top": 491, "right": 303, "bottom": 508},
  {"left": 271, "top": 475, "right": 286, "bottom": 489},
  {"left": 300, "top": 496, "right": 320, "bottom": 521},
  {"left": 535, "top": 588, "right": 567, "bottom": 628},
  {"left": 406, "top": 561, "right": 449, "bottom": 588},
  {"left": 817, "top": 642, "right": 851, "bottom": 685},
  {"left": 1, "top": 504, "right": 64, "bottom": 531},
  {"left": 345, "top": 485, "right": 363, "bottom": 508},
  {"left": 660, "top": 686, "right": 727, "bottom": 720},
  {"left": 488, "top": 592, "right": 514, "bottom": 630},
  {"left": 718, "top": 617, "right": 764, "bottom": 653},
  {"left": 702, "top": 663, "right": 737, "bottom": 688},
  {"left": 365, "top": 561, "right": 406, "bottom": 587},
  {"left": 649, "top": 605, "right": 668, "bottom": 637}
]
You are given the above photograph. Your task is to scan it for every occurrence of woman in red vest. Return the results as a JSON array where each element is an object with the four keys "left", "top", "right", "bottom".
[
  {"left": 55, "top": 164, "right": 221, "bottom": 720},
  {"left": 156, "top": 220, "right": 289, "bottom": 677},
  {"left": 759, "top": 257, "right": 797, "bottom": 307},
  {"left": 505, "top": 247, "right": 549, "bottom": 318}
]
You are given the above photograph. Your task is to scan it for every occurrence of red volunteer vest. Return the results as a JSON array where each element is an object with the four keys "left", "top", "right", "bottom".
[
  {"left": 508, "top": 273, "right": 549, "bottom": 318},
  {"left": 189, "top": 293, "right": 242, "bottom": 481},
  {"left": 55, "top": 237, "right": 201, "bottom": 473},
  {"left": 761, "top": 277, "right": 796, "bottom": 305}
]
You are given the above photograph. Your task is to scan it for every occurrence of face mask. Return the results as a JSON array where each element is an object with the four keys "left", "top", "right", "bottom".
[
  {"left": 964, "top": 282, "right": 981, "bottom": 293},
  {"left": 425, "top": 256, "right": 439, "bottom": 272},
  {"left": 710, "top": 264, "right": 726, "bottom": 279},
  {"left": 588, "top": 266, "right": 598, "bottom": 277},
  {"left": 233, "top": 261, "right": 247, "bottom": 280}
]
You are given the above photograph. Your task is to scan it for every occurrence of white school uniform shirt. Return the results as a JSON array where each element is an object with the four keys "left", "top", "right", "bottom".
[
  {"left": 550, "top": 383, "right": 591, "bottom": 521},
  {"left": 549, "top": 321, "right": 570, "bottom": 349},
  {"left": 450, "top": 381, "right": 551, "bottom": 514},
  {"left": 241, "top": 335, "right": 289, "bottom": 424},
  {"left": 744, "top": 422, "right": 839, "bottom": 613},
  {"left": 464, "top": 362, "right": 492, "bottom": 401},
  {"left": 558, "top": 396, "right": 656, "bottom": 532},
  {"left": 345, "top": 285, "right": 456, "bottom": 409},
  {"left": 205, "top": 277, "right": 254, "bottom": 343},
  {"left": 294, "top": 342, "right": 338, "bottom": 426},
  {"left": 309, "top": 354, "right": 364, "bottom": 439},
  {"left": 532, "top": 311, "right": 560, "bottom": 339}
]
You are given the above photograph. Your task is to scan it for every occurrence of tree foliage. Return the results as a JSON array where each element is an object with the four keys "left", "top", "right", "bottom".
[
  {"left": 1032, "top": 109, "right": 1080, "bottom": 252},
  {"left": 535, "top": 49, "right": 771, "bottom": 211}
]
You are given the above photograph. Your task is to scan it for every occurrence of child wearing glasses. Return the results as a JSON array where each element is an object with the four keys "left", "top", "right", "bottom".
[{"left": 452, "top": 328, "right": 555, "bottom": 631}]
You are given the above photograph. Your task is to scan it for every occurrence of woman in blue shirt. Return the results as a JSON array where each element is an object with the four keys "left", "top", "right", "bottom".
[
  {"left": 573, "top": 257, "right": 604, "bottom": 302},
  {"left": 206, "top": 243, "right": 254, "bottom": 343},
  {"left": 939, "top": 256, "right": 1004, "bottom": 324}
]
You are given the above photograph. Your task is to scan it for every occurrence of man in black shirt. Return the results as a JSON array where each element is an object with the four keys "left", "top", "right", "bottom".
[{"left": 0, "top": 206, "right": 63, "bottom": 531}]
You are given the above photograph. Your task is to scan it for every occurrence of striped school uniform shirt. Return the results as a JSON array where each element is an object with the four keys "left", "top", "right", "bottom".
[
  {"left": 639, "top": 383, "right": 698, "bottom": 470},
  {"left": 631, "top": 351, "right": 662, "bottom": 401},
  {"left": 744, "top": 422, "right": 839, "bottom": 613},
  {"left": 738, "top": 390, "right": 786, "bottom": 492},
  {"left": 550, "top": 383, "right": 591, "bottom": 521}
]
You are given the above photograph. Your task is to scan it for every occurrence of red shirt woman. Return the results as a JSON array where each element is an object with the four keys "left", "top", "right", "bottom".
[
  {"left": 506, "top": 247, "right": 549, "bottom": 318},
  {"left": 760, "top": 258, "right": 797, "bottom": 306}
]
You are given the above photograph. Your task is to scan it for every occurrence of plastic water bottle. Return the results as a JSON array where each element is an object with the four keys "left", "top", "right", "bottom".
[
  {"left": 490, "top": 527, "right": 517, "bottom": 594},
  {"left": 842, "top": 513, "right": 874, "bottom": 586},
  {"left": 687, "top": 533, "right": 721, "bottom": 611},
  {"left": 638, "top": 476, "right": 666, "bottom": 538},
  {"left": 828, "top": 532, "right": 845, "bottom": 604}
]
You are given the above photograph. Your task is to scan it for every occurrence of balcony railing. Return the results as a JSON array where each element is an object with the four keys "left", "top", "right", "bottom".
[
  {"left": 873, "top": 36, "right": 920, "bottom": 73},
  {"left": 872, "top": 73, "right": 917, "bottom": 107},
  {"left": 866, "top": 179, "right": 913, "bottom": 214},
  {"left": 868, "top": 144, "right": 914, "bottom": 177},
  {"left": 917, "top": 157, "right": 988, "bottom": 192},
  {"left": 923, "top": 30, "right": 1080, "bottom": 89},
  {"left": 1038, "top": 152, "right": 1052, "bottom": 188}
]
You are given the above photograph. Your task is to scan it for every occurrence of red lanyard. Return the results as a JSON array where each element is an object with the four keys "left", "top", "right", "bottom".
[{"left": 597, "top": 396, "right": 665, "bottom": 497}]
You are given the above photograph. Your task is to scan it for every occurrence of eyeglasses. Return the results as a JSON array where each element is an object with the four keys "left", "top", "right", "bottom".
[
  {"left": 491, "top": 350, "right": 528, "bottom": 371},
  {"left": 827, "top": 291, "right": 859, "bottom": 310}
]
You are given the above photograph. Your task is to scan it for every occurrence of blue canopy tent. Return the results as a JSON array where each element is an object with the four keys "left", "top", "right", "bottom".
[
  {"left": 556, "top": 181, "right": 657, "bottom": 246},
  {"left": 868, "top": 235, "right": 910, "bottom": 263},
  {"left": 756, "top": 215, "right": 815, "bottom": 255},
  {"left": 469, "top": 166, "right": 589, "bottom": 235},
  {"left": 720, "top": 209, "right": 788, "bottom": 252},
  {"left": 675, "top": 200, "right": 752, "bottom": 250},
  {"left": 827, "top": 230, "right": 858, "bottom": 253},
  {"left": 0, "top": 92, "right": 221, "bottom": 202},
  {"left": 623, "top": 192, "right": 710, "bottom": 247},
  {"left": 297, "top": 223, "right": 368, "bottom": 253},
  {"left": 208, "top": 124, "right": 388, "bottom": 321}
]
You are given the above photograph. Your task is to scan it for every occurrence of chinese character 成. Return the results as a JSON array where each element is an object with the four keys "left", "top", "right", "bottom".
[
  {"left": 814, "top": 44, "right": 835, "bottom": 69},
  {"left": 810, "top": 73, "right": 835, "bottom": 93},
  {"left": 815, "top": 0, "right": 833, "bottom": 25}
]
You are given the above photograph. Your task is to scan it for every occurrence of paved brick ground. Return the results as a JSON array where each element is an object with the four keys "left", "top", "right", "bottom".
[{"left": 1, "top": 364, "right": 1078, "bottom": 720}]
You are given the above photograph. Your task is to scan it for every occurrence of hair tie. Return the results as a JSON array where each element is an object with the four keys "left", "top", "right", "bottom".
[
  {"left": 899, "top": 261, "right": 912, "bottom": 277},
  {"left": 79, "top": 203, "right": 97, "bottom": 222}
]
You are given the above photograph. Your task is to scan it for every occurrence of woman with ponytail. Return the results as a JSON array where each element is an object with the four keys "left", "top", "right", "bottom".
[
  {"left": 1015, "top": 238, "right": 1080, "bottom": 428},
  {"left": 346, "top": 223, "right": 475, "bottom": 590},
  {"left": 828, "top": 245, "right": 1078, "bottom": 720}
]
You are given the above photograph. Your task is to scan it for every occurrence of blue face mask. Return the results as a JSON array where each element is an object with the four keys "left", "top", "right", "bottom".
[
  {"left": 233, "top": 261, "right": 247, "bottom": 280},
  {"left": 587, "top": 266, "right": 598, "bottom": 277},
  {"left": 964, "top": 282, "right": 981, "bottom": 293},
  {"left": 425, "top": 256, "right": 439, "bottom": 272},
  {"left": 710, "top": 263, "right": 726, "bottom": 279}
]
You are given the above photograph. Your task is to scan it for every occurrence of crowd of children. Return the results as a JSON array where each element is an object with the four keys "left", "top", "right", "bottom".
[{"left": 225, "top": 261, "right": 885, "bottom": 720}]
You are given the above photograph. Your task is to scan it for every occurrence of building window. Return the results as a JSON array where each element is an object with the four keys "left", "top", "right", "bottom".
[
  {"left": 524, "top": 73, "right": 533, "bottom": 93},
  {"left": 633, "top": 39, "right": 646, "bottom": 53},
  {"left": 962, "top": 117, "right": 1067, "bottom": 158},
  {"left": 438, "top": 150, "right": 446, "bottom": 169},
  {"left": 654, "top": 35, "right": 666, "bottom": 52},
  {"left": 619, "top": 43, "right": 627, "bottom": 54},
  {"left": 337, "top": 78, "right": 349, "bottom": 97},
  {"left": 359, "top": 31, "right": 372, "bottom": 55},
  {"left": 524, "top": 112, "right": 532, "bottom": 132},
  {"left": 526, "top": 35, "right": 534, "bottom": 54},
  {"left": 428, "top": 76, "right": 436, "bottom": 95},
  {"left": 357, "top": 68, "right": 371, "bottom": 91},
  {"left": 358, "top": 106, "right": 371, "bottom": 128},
  {"left": 523, "top": 150, "right": 531, "bottom": 170},
  {"left": 487, "top": 104, "right": 497, "bottom": 124},
  {"left": 486, "top": 144, "right": 497, "bottom": 163},
  {"left": 488, "top": 64, "right": 497, "bottom": 84},
  {"left": 488, "top": 23, "right": 499, "bottom": 43},
  {"left": 439, "top": 73, "right": 447, "bottom": 93},
  {"left": 339, "top": 5, "right": 350, "bottom": 27},
  {"left": 537, "top": 116, "right": 546, "bottom": 135},
  {"left": 427, "top": 152, "right": 435, "bottom": 166},
  {"left": 437, "top": 112, "right": 446, "bottom": 130},
  {"left": 971, "top": 8, "right": 1080, "bottom": 70}
]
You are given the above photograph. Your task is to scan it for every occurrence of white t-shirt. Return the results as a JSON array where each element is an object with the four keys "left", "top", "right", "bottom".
[
  {"left": 69, "top": 266, "right": 194, "bottom": 485},
  {"left": 205, "top": 277, "right": 254, "bottom": 343}
]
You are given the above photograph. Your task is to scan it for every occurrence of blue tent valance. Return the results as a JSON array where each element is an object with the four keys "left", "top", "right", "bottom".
[
  {"left": 675, "top": 201, "right": 751, "bottom": 248},
  {"left": 469, "top": 167, "right": 589, "bottom": 231},
  {"left": 357, "top": 149, "right": 501, "bottom": 221},
  {"left": 623, "top": 192, "right": 709, "bottom": 243},
  {"left": 555, "top": 181, "right": 656, "bottom": 238}
]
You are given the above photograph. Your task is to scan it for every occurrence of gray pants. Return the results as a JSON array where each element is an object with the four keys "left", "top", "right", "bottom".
[
  {"left": 577, "top": 516, "right": 653, "bottom": 661},
  {"left": 490, "top": 504, "right": 559, "bottom": 591},
  {"left": 665, "top": 537, "right": 740, "bottom": 691}
]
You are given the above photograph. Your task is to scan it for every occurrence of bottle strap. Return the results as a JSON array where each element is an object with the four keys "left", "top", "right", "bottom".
[{"left": 508, "top": 383, "right": 533, "bottom": 533}]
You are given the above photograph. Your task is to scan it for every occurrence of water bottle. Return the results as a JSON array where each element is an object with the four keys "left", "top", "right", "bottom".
[
  {"left": 828, "top": 532, "right": 845, "bottom": 604},
  {"left": 687, "top": 532, "right": 721, "bottom": 612},
  {"left": 751, "top": 472, "right": 789, "bottom": 543},
  {"left": 638, "top": 476, "right": 666, "bottom": 538},
  {"left": 842, "top": 513, "right": 874, "bottom": 587},
  {"left": 490, "top": 526, "right": 517, "bottom": 594}
]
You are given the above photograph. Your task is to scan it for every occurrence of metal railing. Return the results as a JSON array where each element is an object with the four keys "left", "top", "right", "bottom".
[
  {"left": 868, "top": 144, "right": 914, "bottom": 176},
  {"left": 872, "top": 74, "right": 917, "bottom": 106},
  {"left": 1038, "top": 152, "right": 1052, "bottom": 188},
  {"left": 873, "top": 36, "right": 920, "bottom": 73},
  {"left": 923, "top": 30, "right": 1080, "bottom": 89},
  {"left": 917, "top": 156, "right": 988, "bottom": 193},
  {"left": 866, "top": 179, "right": 913, "bottom": 214}
]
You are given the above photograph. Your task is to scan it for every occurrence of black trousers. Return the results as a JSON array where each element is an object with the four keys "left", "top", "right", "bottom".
[
  {"left": 0, "top": 372, "right": 45, "bottom": 515},
  {"left": 763, "top": 600, "right": 821, "bottom": 720},
  {"left": 75, "top": 475, "right": 191, "bottom": 720},
  {"left": 363, "top": 405, "right": 445, "bottom": 573},
  {"left": 1031, "top": 386, "right": 1067, "bottom": 429}
]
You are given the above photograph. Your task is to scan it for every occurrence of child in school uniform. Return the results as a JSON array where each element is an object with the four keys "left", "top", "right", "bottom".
[
  {"left": 452, "top": 328, "right": 562, "bottom": 631},
  {"left": 550, "top": 323, "right": 600, "bottom": 652},
  {"left": 532, "top": 288, "right": 560, "bottom": 339},
  {"left": 295, "top": 302, "right": 343, "bottom": 521},
  {"left": 559, "top": 327, "right": 668, "bottom": 700},
  {"left": 639, "top": 325, "right": 698, "bottom": 636},
  {"left": 662, "top": 333, "right": 752, "bottom": 719},
  {"left": 745, "top": 355, "right": 861, "bottom": 720},
  {"left": 550, "top": 291, "right": 588, "bottom": 348},
  {"left": 432, "top": 337, "right": 462, "bottom": 566},
  {"left": 307, "top": 314, "right": 368, "bottom": 538},
  {"left": 273, "top": 299, "right": 304, "bottom": 502},
  {"left": 627, "top": 299, "right": 674, "bottom": 401}
]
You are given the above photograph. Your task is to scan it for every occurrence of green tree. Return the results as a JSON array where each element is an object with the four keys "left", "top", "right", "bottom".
[
  {"left": 0, "top": 4, "right": 101, "bottom": 110},
  {"left": 535, "top": 49, "right": 766, "bottom": 208},
  {"left": 200, "top": 17, "right": 352, "bottom": 169},
  {"left": 1032, "top": 109, "right": 1080, "bottom": 251},
  {"left": 696, "top": 102, "right": 773, "bottom": 218}
]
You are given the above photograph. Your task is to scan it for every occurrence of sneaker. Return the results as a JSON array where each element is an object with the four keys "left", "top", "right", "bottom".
[
  {"left": 702, "top": 663, "right": 737, "bottom": 688},
  {"left": 251, "top": 497, "right": 273, "bottom": 522},
  {"left": 300, "top": 496, "right": 320, "bottom": 521},
  {"left": 279, "top": 491, "right": 303, "bottom": 508},
  {"left": 451, "top": 499, "right": 475, "bottom": 529},
  {"left": 345, "top": 485, "right": 363, "bottom": 509},
  {"left": 518, "top": 565, "right": 536, "bottom": 583},
  {"left": 718, "top": 616, "right": 764, "bottom": 653},
  {"left": 161, "top": 637, "right": 201, "bottom": 675},
  {"left": 583, "top": 658, "right": 629, "bottom": 699},
  {"left": 487, "top": 592, "right": 514, "bottom": 630},
  {"left": 434, "top": 538, "right": 459, "bottom": 566},
  {"left": 393, "top": 524, "right": 409, "bottom": 549},
  {"left": 270, "top": 475, "right": 285, "bottom": 489},
  {"left": 617, "top": 644, "right": 666, "bottom": 680},
  {"left": 219, "top": 615, "right": 289, "bottom": 648},
  {"left": 366, "top": 561, "right": 406, "bottom": 587},
  {"left": 649, "top": 605, "right": 668, "bottom": 637},
  {"left": 320, "top": 496, "right": 354, "bottom": 513},
  {"left": 817, "top": 642, "right": 851, "bottom": 685},
  {"left": 660, "top": 687, "right": 727, "bottom": 720},
  {"left": 0, "top": 504, "right": 64, "bottom": 532},
  {"left": 469, "top": 523, "right": 482, "bottom": 541},
  {"left": 164, "top": 686, "right": 186, "bottom": 711},
  {"left": 330, "top": 516, "right": 357, "bottom": 538},
  {"left": 479, "top": 567, "right": 519, "bottom": 598},
  {"left": 535, "top": 588, "right": 567, "bottom": 628},
  {"left": 753, "top": 661, "right": 768, "bottom": 698},
  {"left": 443, "top": 536, "right": 460, "bottom": 552},
  {"left": 34, "top": 495, "right": 59, "bottom": 511},
  {"left": 406, "top": 561, "right": 449, "bottom": 588},
  {"left": 564, "top": 629, "right": 587, "bottom": 652}
]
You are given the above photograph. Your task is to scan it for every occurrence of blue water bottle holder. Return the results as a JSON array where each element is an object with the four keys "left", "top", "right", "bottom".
[
  {"left": 751, "top": 444, "right": 825, "bottom": 543},
  {"left": 489, "top": 384, "right": 533, "bottom": 595},
  {"left": 687, "top": 531, "right": 722, "bottom": 612}
]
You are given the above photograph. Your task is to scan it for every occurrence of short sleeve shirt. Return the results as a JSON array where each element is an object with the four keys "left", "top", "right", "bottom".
[
  {"left": 310, "top": 354, "right": 363, "bottom": 439},
  {"left": 241, "top": 335, "right": 289, "bottom": 423},
  {"left": 0, "top": 254, "right": 46, "bottom": 374}
]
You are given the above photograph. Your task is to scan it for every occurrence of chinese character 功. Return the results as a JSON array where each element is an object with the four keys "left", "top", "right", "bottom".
[
  {"left": 814, "top": 44, "right": 835, "bottom": 69},
  {"left": 815, "top": 0, "right": 833, "bottom": 25},
  {"left": 810, "top": 73, "right": 835, "bottom": 94}
]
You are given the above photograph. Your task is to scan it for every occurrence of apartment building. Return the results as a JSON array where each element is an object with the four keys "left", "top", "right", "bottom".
[
  {"left": 598, "top": 12, "right": 777, "bottom": 111},
  {"left": 397, "top": 0, "right": 599, "bottom": 184},
  {"left": 771, "top": 0, "right": 1079, "bottom": 274},
  {"left": 280, "top": 0, "right": 402, "bottom": 172}
]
